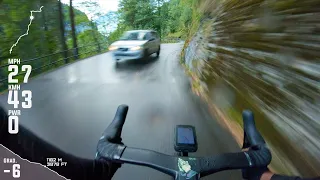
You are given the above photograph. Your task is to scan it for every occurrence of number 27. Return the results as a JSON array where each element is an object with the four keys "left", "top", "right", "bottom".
[{"left": 8, "top": 65, "right": 32, "bottom": 83}]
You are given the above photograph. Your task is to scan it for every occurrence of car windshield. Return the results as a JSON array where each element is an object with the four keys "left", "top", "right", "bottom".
[{"left": 120, "top": 31, "right": 147, "bottom": 40}]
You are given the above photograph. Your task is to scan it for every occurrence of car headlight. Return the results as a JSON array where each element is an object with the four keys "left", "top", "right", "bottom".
[
  {"left": 108, "top": 46, "right": 118, "bottom": 51},
  {"left": 130, "top": 46, "right": 142, "bottom": 51}
]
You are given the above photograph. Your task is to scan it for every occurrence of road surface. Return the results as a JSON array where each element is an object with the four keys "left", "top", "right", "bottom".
[{"left": 0, "top": 43, "right": 241, "bottom": 179}]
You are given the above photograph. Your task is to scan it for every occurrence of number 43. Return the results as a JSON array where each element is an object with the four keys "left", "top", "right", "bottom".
[{"left": 8, "top": 90, "right": 32, "bottom": 109}]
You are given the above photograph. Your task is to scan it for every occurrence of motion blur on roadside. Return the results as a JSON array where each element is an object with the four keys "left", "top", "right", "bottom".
[{"left": 183, "top": 0, "right": 320, "bottom": 177}]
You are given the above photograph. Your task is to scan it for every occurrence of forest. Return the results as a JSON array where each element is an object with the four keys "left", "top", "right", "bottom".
[{"left": 108, "top": 0, "right": 200, "bottom": 43}]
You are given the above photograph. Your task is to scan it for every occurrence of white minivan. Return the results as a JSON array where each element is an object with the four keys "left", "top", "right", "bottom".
[{"left": 108, "top": 30, "right": 161, "bottom": 62}]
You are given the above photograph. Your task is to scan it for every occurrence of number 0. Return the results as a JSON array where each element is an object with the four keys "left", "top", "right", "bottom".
[
  {"left": 8, "top": 116, "right": 19, "bottom": 134},
  {"left": 12, "top": 164, "right": 20, "bottom": 178}
]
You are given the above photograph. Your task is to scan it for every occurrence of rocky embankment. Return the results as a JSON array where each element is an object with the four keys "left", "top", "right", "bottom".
[{"left": 182, "top": 0, "right": 320, "bottom": 177}]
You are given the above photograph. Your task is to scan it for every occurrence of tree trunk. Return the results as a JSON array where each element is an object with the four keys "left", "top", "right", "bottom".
[
  {"left": 39, "top": 2, "right": 51, "bottom": 70},
  {"left": 158, "top": 0, "right": 161, "bottom": 39},
  {"left": 90, "top": 21, "right": 101, "bottom": 53},
  {"left": 58, "top": 0, "right": 68, "bottom": 63},
  {"left": 40, "top": 2, "right": 48, "bottom": 31},
  {"left": 69, "top": 0, "right": 79, "bottom": 60}
]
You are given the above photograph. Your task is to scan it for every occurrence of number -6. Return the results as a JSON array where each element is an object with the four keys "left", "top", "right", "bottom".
[{"left": 12, "top": 164, "right": 20, "bottom": 178}]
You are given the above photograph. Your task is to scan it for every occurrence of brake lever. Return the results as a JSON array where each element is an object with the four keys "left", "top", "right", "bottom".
[
  {"left": 242, "top": 110, "right": 266, "bottom": 149},
  {"left": 242, "top": 131, "right": 250, "bottom": 149},
  {"left": 96, "top": 105, "right": 129, "bottom": 161}
]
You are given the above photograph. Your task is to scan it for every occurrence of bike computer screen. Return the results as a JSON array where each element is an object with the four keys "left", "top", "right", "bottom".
[
  {"left": 175, "top": 125, "right": 198, "bottom": 152},
  {"left": 177, "top": 127, "right": 195, "bottom": 144}
]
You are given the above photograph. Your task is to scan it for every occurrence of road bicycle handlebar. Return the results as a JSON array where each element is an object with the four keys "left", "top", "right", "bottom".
[{"left": 96, "top": 105, "right": 271, "bottom": 180}]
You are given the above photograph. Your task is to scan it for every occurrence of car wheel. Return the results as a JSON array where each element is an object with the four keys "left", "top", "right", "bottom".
[
  {"left": 156, "top": 47, "right": 160, "bottom": 57},
  {"left": 115, "top": 61, "right": 119, "bottom": 67}
]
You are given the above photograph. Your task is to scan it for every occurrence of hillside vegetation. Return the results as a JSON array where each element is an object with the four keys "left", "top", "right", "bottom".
[
  {"left": 182, "top": 0, "right": 320, "bottom": 177},
  {"left": 108, "top": 0, "right": 202, "bottom": 43}
]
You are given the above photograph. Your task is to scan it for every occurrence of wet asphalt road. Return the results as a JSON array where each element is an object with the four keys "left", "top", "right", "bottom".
[{"left": 0, "top": 43, "right": 241, "bottom": 179}]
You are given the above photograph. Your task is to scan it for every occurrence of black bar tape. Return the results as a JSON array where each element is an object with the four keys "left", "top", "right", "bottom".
[{"left": 199, "top": 152, "right": 250, "bottom": 177}]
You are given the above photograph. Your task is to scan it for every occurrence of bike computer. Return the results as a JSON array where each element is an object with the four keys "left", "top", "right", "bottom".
[{"left": 174, "top": 125, "right": 198, "bottom": 153}]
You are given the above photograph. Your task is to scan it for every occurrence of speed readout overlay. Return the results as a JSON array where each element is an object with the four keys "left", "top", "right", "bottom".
[
  {"left": 3, "top": 6, "right": 42, "bottom": 179},
  {"left": 4, "top": 58, "right": 32, "bottom": 179},
  {"left": 7, "top": 59, "right": 32, "bottom": 135}
]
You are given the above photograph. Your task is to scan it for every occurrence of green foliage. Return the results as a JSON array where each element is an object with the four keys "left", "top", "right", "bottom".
[
  {"left": 63, "top": 3, "right": 89, "bottom": 24},
  {"left": 108, "top": 24, "right": 132, "bottom": 43},
  {"left": 109, "top": 0, "right": 201, "bottom": 42}
]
